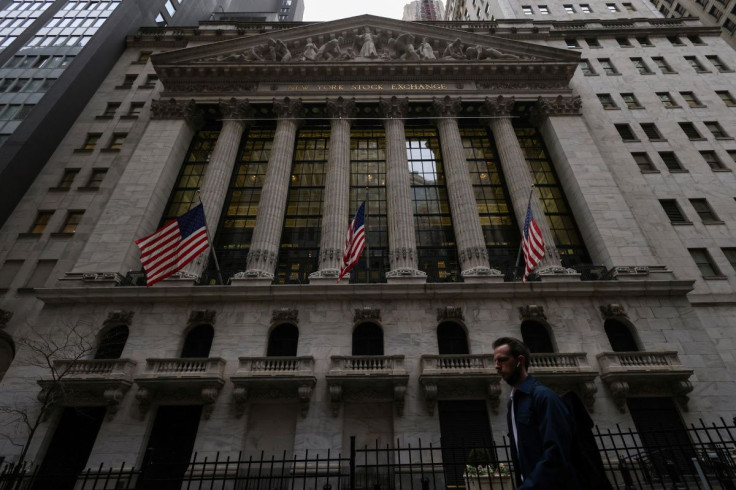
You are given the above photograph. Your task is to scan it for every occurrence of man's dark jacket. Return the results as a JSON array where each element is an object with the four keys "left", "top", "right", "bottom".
[{"left": 506, "top": 375, "right": 580, "bottom": 489}]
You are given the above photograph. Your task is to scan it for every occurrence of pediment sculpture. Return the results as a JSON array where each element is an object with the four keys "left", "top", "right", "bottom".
[{"left": 199, "top": 28, "right": 530, "bottom": 64}]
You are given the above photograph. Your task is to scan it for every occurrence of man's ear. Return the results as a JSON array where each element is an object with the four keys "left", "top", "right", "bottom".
[{"left": 517, "top": 355, "right": 525, "bottom": 368}]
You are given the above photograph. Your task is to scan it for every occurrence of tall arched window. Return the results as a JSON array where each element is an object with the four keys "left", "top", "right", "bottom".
[
  {"left": 604, "top": 319, "right": 639, "bottom": 352},
  {"left": 94, "top": 325, "right": 129, "bottom": 360},
  {"left": 267, "top": 324, "right": 299, "bottom": 357},
  {"left": 521, "top": 320, "right": 554, "bottom": 353},
  {"left": 181, "top": 324, "right": 214, "bottom": 358},
  {"left": 352, "top": 322, "right": 383, "bottom": 356},
  {"left": 437, "top": 322, "right": 469, "bottom": 355}
]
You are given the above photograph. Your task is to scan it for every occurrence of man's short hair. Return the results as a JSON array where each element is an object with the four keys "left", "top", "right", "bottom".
[{"left": 493, "top": 336, "right": 531, "bottom": 369}]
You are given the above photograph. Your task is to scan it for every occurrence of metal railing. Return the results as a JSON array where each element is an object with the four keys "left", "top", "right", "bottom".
[{"left": 1, "top": 418, "right": 735, "bottom": 490}]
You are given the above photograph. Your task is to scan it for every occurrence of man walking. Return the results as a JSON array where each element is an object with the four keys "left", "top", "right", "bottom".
[{"left": 492, "top": 337, "right": 580, "bottom": 489}]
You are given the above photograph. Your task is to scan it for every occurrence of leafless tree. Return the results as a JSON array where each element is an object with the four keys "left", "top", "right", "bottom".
[{"left": 0, "top": 321, "right": 94, "bottom": 479}]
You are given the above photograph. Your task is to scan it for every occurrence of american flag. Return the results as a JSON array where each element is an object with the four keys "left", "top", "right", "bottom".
[
  {"left": 338, "top": 202, "right": 366, "bottom": 282},
  {"left": 135, "top": 204, "right": 210, "bottom": 287},
  {"left": 521, "top": 202, "right": 545, "bottom": 283}
]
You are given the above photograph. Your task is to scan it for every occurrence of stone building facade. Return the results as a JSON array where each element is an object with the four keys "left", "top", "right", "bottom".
[{"left": 0, "top": 9, "right": 735, "bottom": 483}]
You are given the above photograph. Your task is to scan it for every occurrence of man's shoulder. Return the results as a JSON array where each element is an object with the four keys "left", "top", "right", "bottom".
[{"left": 527, "top": 377, "right": 564, "bottom": 402}]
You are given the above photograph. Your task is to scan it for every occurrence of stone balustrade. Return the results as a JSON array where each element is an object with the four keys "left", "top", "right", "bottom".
[
  {"left": 144, "top": 357, "right": 225, "bottom": 376},
  {"left": 329, "top": 355, "right": 406, "bottom": 375},
  {"left": 420, "top": 354, "right": 495, "bottom": 374},
  {"left": 54, "top": 358, "right": 137, "bottom": 377},
  {"left": 529, "top": 352, "right": 591, "bottom": 372},
  {"left": 237, "top": 356, "right": 314, "bottom": 374},
  {"left": 597, "top": 351, "right": 685, "bottom": 372}
]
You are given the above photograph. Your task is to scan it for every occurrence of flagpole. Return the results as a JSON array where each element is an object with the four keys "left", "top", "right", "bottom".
[
  {"left": 195, "top": 191, "right": 224, "bottom": 285},
  {"left": 515, "top": 185, "right": 536, "bottom": 270}
]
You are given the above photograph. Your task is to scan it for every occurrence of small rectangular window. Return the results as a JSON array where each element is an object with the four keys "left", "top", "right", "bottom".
[
  {"left": 597, "top": 93, "right": 617, "bottom": 109},
  {"left": 615, "top": 123, "right": 637, "bottom": 141},
  {"left": 690, "top": 199, "right": 720, "bottom": 223},
  {"left": 659, "top": 151, "right": 684, "bottom": 171},
  {"left": 538, "top": 5, "right": 550, "bottom": 13},
  {"left": 617, "top": 37, "right": 632, "bottom": 47},
  {"left": 136, "top": 51, "right": 152, "bottom": 64},
  {"left": 684, "top": 56, "right": 708, "bottom": 72},
  {"left": 722, "top": 248, "right": 736, "bottom": 270},
  {"left": 564, "top": 4, "right": 576, "bottom": 12},
  {"left": 660, "top": 199, "right": 688, "bottom": 223},
  {"left": 54, "top": 169, "right": 79, "bottom": 190},
  {"left": 101, "top": 102, "right": 120, "bottom": 118},
  {"left": 85, "top": 168, "right": 108, "bottom": 189},
  {"left": 640, "top": 123, "right": 663, "bottom": 140},
  {"left": 623, "top": 2, "right": 636, "bottom": 10},
  {"left": 687, "top": 35, "right": 704, "bottom": 44},
  {"left": 636, "top": 36, "right": 652, "bottom": 46},
  {"left": 632, "top": 152, "right": 657, "bottom": 172},
  {"left": 631, "top": 57, "right": 652, "bottom": 74},
  {"left": 141, "top": 74, "right": 158, "bottom": 88},
  {"left": 585, "top": 37, "right": 600, "bottom": 47},
  {"left": 80, "top": 133, "right": 101, "bottom": 151},
  {"left": 668, "top": 35, "right": 684, "bottom": 45},
  {"left": 566, "top": 38, "right": 581, "bottom": 48},
  {"left": 679, "top": 122, "right": 703, "bottom": 139},
  {"left": 716, "top": 91, "right": 736, "bottom": 107},
  {"left": 118, "top": 74, "right": 137, "bottom": 89},
  {"left": 689, "top": 248, "right": 722, "bottom": 277},
  {"left": 580, "top": 4, "right": 592, "bottom": 12},
  {"left": 126, "top": 102, "right": 145, "bottom": 117},
  {"left": 657, "top": 92, "right": 679, "bottom": 108},
  {"left": 106, "top": 133, "right": 127, "bottom": 151},
  {"left": 607, "top": 3, "right": 619, "bottom": 11},
  {"left": 29, "top": 211, "right": 53, "bottom": 234},
  {"left": 579, "top": 60, "right": 595, "bottom": 75},
  {"left": 705, "top": 121, "right": 729, "bottom": 138},
  {"left": 700, "top": 151, "right": 726, "bottom": 170},
  {"left": 706, "top": 55, "right": 730, "bottom": 72},
  {"left": 652, "top": 56, "right": 675, "bottom": 73},
  {"left": 708, "top": 5, "right": 723, "bottom": 19},
  {"left": 598, "top": 58, "right": 618, "bottom": 75},
  {"left": 621, "top": 93, "right": 642, "bottom": 109},
  {"left": 680, "top": 92, "right": 703, "bottom": 107},
  {"left": 59, "top": 211, "right": 84, "bottom": 234}
]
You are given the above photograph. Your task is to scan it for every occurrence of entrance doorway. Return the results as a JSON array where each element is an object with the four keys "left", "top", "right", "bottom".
[
  {"left": 137, "top": 405, "right": 202, "bottom": 490},
  {"left": 32, "top": 406, "right": 106, "bottom": 490},
  {"left": 438, "top": 400, "right": 494, "bottom": 488}
]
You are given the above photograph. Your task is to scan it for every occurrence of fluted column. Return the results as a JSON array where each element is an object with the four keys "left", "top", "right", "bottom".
[
  {"left": 482, "top": 95, "right": 566, "bottom": 274},
  {"left": 309, "top": 97, "right": 356, "bottom": 282},
  {"left": 431, "top": 96, "right": 500, "bottom": 280},
  {"left": 182, "top": 98, "right": 253, "bottom": 280},
  {"left": 236, "top": 97, "right": 303, "bottom": 284},
  {"left": 379, "top": 97, "right": 426, "bottom": 283}
]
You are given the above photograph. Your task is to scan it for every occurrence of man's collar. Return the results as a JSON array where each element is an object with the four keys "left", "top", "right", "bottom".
[{"left": 514, "top": 374, "right": 536, "bottom": 394}]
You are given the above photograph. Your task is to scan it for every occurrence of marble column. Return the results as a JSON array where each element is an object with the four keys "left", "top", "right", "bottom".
[
  {"left": 235, "top": 97, "right": 303, "bottom": 285},
  {"left": 309, "top": 97, "right": 356, "bottom": 282},
  {"left": 482, "top": 95, "right": 569, "bottom": 276},
  {"left": 182, "top": 98, "right": 253, "bottom": 281},
  {"left": 64, "top": 99, "right": 201, "bottom": 287},
  {"left": 379, "top": 97, "right": 426, "bottom": 283},
  {"left": 430, "top": 96, "right": 501, "bottom": 281}
]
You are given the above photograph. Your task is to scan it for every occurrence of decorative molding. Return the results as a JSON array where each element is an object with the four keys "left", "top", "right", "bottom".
[
  {"left": 393, "top": 384, "right": 407, "bottom": 416},
  {"left": 104, "top": 310, "right": 134, "bottom": 327},
  {"left": 297, "top": 383, "right": 313, "bottom": 418},
  {"left": 273, "top": 97, "right": 304, "bottom": 120},
  {"left": 150, "top": 98, "right": 201, "bottom": 124},
  {"left": 326, "top": 96, "right": 357, "bottom": 120},
  {"left": 354, "top": 307, "right": 381, "bottom": 322},
  {"left": 519, "top": 305, "right": 546, "bottom": 321},
  {"left": 422, "top": 382, "right": 438, "bottom": 415},
  {"left": 219, "top": 97, "right": 254, "bottom": 122},
  {"left": 272, "top": 308, "right": 298, "bottom": 325},
  {"left": 481, "top": 95, "right": 515, "bottom": 117},
  {"left": 599, "top": 304, "right": 627, "bottom": 319},
  {"left": 378, "top": 96, "right": 409, "bottom": 119},
  {"left": 535, "top": 95, "right": 582, "bottom": 118},
  {"left": 437, "top": 306, "right": 464, "bottom": 322},
  {"left": 431, "top": 96, "right": 462, "bottom": 118},
  {"left": 232, "top": 386, "right": 248, "bottom": 418},
  {"left": 245, "top": 248, "right": 277, "bottom": 275},
  {"left": 80, "top": 272, "right": 124, "bottom": 284},
  {"left": 329, "top": 384, "right": 342, "bottom": 417},
  {"left": 488, "top": 381, "right": 502, "bottom": 414},
  {"left": 188, "top": 310, "right": 216, "bottom": 326}
]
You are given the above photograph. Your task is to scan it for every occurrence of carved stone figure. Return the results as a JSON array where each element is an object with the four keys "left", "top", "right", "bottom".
[
  {"left": 317, "top": 36, "right": 348, "bottom": 60},
  {"left": 359, "top": 28, "right": 378, "bottom": 58},
  {"left": 301, "top": 37, "right": 317, "bottom": 61},
  {"left": 466, "top": 44, "right": 520, "bottom": 60},
  {"left": 419, "top": 37, "right": 436, "bottom": 60},
  {"left": 442, "top": 38, "right": 466, "bottom": 59},
  {"left": 389, "top": 33, "right": 420, "bottom": 61},
  {"left": 266, "top": 38, "right": 291, "bottom": 62}
]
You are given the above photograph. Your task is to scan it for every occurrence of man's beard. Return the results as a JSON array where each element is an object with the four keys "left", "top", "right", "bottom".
[{"left": 504, "top": 364, "right": 523, "bottom": 386}]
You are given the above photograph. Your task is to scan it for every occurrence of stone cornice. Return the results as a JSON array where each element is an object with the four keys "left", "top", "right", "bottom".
[{"left": 33, "top": 279, "right": 696, "bottom": 305}]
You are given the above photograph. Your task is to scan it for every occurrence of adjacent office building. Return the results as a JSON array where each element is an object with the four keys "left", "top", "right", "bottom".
[
  {"left": 402, "top": 0, "right": 445, "bottom": 21},
  {"left": 0, "top": 0, "right": 735, "bottom": 486}
]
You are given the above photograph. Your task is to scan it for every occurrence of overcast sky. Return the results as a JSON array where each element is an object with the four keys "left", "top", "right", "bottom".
[{"left": 302, "top": 1, "right": 404, "bottom": 22}]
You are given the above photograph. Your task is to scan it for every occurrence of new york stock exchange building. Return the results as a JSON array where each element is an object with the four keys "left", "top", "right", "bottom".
[{"left": 1, "top": 11, "right": 736, "bottom": 488}]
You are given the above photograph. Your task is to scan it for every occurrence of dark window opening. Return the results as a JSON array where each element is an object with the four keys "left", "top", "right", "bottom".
[
  {"left": 94, "top": 325, "right": 129, "bottom": 360},
  {"left": 521, "top": 320, "right": 554, "bottom": 353},
  {"left": 437, "top": 322, "right": 469, "bottom": 355},
  {"left": 267, "top": 324, "right": 299, "bottom": 356},
  {"left": 180, "top": 324, "right": 214, "bottom": 358},
  {"left": 604, "top": 318, "right": 639, "bottom": 351},
  {"left": 352, "top": 322, "right": 383, "bottom": 356}
]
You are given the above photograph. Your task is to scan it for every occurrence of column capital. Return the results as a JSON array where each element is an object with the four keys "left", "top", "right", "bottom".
[
  {"left": 430, "top": 96, "right": 462, "bottom": 118},
  {"left": 151, "top": 98, "right": 202, "bottom": 126},
  {"left": 535, "top": 95, "right": 582, "bottom": 118},
  {"left": 273, "top": 97, "right": 304, "bottom": 121},
  {"left": 219, "top": 97, "right": 255, "bottom": 123},
  {"left": 326, "top": 96, "right": 357, "bottom": 120},
  {"left": 378, "top": 96, "right": 409, "bottom": 119},
  {"left": 481, "top": 95, "right": 515, "bottom": 117}
]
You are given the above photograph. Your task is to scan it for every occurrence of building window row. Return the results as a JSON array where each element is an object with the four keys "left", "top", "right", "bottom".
[
  {"left": 2, "top": 53, "right": 74, "bottom": 69},
  {"left": 0, "top": 76, "right": 56, "bottom": 93},
  {"left": 633, "top": 150, "right": 736, "bottom": 173},
  {"left": 98, "top": 101, "right": 145, "bottom": 119},
  {"left": 27, "top": 209, "right": 85, "bottom": 236},
  {"left": 688, "top": 248, "right": 736, "bottom": 278},
  {"left": 568, "top": 34, "right": 705, "bottom": 50},
  {"left": 116, "top": 73, "right": 158, "bottom": 90},
  {"left": 0, "top": 103, "right": 34, "bottom": 121},
  {"left": 524, "top": 2, "right": 634, "bottom": 13},
  {"left": 659, "top": 198, "right": 723, "bottom": 224},
  {"left": 76, "top": 132, "right": 127, "bottom": 152},
  {"left": 582, "top": 55, "right": 730, "bottom": 76},
  {"left": 595, "top": 90, "right": 736, "bottom": 110}
]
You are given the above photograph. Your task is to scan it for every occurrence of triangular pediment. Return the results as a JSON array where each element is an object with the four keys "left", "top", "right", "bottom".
[{"left": 153, "top": 15, "right": 579, "bottom": 94}]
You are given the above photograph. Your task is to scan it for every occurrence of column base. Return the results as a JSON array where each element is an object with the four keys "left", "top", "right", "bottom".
[
  {"left": 386, "top": 269, "right": 427, "bottom": 284},
  {"left": 161, "top": 271, "right": 199, "bottom": 287},
  {"left": 307, "top": 269, "right": 342, "bottom": 284},
  {"left": 230, "top": 270, "right": 274, "bottom": 287},
  {"left": 537, "top": 265, "right": 580, "bottom": 282},
  {"left": 461, "top": 267, "right": 504, "bottom": 284}
]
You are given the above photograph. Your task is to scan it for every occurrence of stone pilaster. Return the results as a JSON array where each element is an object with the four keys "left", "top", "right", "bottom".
[
  {"left": 431, "top": 96, "right": 501, "bottom": 281},
  {"left": 181, "top": 99, "right": 253, "bottom": 281},
  {"left": 379, "top": 97, "right": 426, "bottom": 283},
  {"left": 235, "top": 98, "right": 303, "bottom": 285},
  {"left": 65, "top": 99, "right": 201, "bottom": 287},
  {"left": 310, "top": 97, "right": 356, "bottom": 282},
  {"left": 482, "top": 96, "right": 570, "bottom": 277}
]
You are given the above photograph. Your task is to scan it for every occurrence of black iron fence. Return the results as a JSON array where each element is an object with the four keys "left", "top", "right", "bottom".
[{"left": 2, "top": 419, "right": 734, "bottom": 490}]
